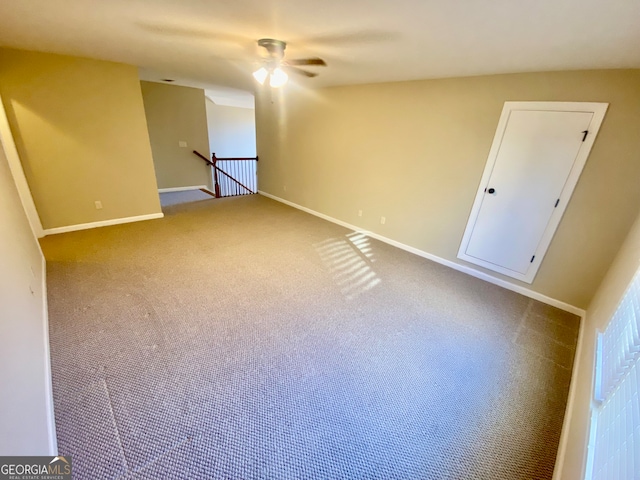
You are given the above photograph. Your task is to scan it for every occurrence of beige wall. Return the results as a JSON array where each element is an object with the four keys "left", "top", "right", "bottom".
[
  {"left": 205, "top": 98, "right": 256, "bottom": 157},
  {"left": 256, "top": 70, "right": 640, "bottom": 309},
  {"left": 0, "top": 119, "right": 54, "bottom": 454},
  {"left": 556, "top": 209, "right": 640, "bottom": 479},
  {"left": 0, "top": 48, "right": 161, "bottom": 230},
  {"left": 140, "top": 81, "right": 211, "bottom": 190}
]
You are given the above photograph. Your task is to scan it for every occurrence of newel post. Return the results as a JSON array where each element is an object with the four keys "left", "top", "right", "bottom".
[{"left": 212, "top": 152, "right": 221, "bottom": 198}]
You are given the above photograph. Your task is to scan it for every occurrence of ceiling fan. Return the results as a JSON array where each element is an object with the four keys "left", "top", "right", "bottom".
[{"left": 252, "top": 38, "right": 327, "bottom": 87}]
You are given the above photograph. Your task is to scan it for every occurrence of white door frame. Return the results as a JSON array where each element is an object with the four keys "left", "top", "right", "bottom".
[
  {"left": 458, "top": 101, "right": 608, "bottom": 284},
  {"left": 0, "top": 95, "right": 44, "bottom": 238}
]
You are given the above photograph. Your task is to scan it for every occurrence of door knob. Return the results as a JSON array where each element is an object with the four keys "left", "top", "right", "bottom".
[{"left": 485, "top": 188, "right": 496, "bottom": 194}]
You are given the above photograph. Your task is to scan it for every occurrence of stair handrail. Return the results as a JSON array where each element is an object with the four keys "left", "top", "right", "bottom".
[
  {"left": 192, "top": 150, "right": 255, "bottom": 195},
  {"left": 192, "top": 150, "right": 220, "bottom": 197},
  {"left": 192, "top": 150, "right": 213, "bottom": 166},
  {"left": 213, "top": 165, "right": 254, "bottom": 194},
  {"left": 213, "top": 155, "right": 259, "bottom": 161}
]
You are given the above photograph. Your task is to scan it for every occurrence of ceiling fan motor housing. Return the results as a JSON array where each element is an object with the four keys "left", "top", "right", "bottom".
[
  {"left": 258, "top": 38, "right": 286, "bottom": 60},
  {"left": 255, "top": 38, "right": 325, "bottom": 79}
]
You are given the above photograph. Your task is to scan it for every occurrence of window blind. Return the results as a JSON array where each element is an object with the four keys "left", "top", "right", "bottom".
[
  {"left": 588, "top": 269, "right": 640, "bottom": 480},
  {"left": 598, "top": 271, "right": 640, "bottom": 401}
]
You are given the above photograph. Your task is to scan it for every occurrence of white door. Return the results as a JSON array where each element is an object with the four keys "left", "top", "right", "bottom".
[{"left": 458, "top": 102, "right": 608, "bottom": 283}]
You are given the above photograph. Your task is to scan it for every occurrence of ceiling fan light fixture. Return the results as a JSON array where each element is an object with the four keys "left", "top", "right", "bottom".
[
  {"left": 269, "top": 67, "right": 288, "bottom": 88},
  {"left": 252, "top": 66, "right": 269, "bottom": 85}
]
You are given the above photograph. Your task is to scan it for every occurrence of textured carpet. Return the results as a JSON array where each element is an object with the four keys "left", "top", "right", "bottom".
[
  {"left": 41, "top": 195, "right": 580, "bottom": 480},
  {"left": 159, "top": 190, "right": 214, "bottom": 207}
]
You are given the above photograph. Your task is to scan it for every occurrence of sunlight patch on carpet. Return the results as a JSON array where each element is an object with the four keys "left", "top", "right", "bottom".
[{"left": 315, "top": 232, "right": 381, "bottom": 300}]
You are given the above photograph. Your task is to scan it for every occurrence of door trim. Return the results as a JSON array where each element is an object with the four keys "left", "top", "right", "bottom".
[{"left": 458, "top": 101, "right": 608, "bottom": 284}]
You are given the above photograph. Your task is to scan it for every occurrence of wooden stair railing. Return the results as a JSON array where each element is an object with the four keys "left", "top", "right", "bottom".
[
  {"left": 192, "top": 150, "right": 258, "bottom": 198},
  {"left": 192, "top": 150, "right": 218, "bottom": 196},
  {"left": 192, "top": 150, "right": 213, "bottom": 166}
]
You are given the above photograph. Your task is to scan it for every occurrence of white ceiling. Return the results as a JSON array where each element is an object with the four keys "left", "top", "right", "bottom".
[
  {"left": 0, "top": 0, "right": 638, "bottom": 93},
  {"left": 138, "top": 70, "right": 256, "bottom": 108}
]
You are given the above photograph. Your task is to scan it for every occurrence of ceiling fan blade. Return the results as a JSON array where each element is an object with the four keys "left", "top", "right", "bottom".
[
  {"left": 283, "top": 58, "right": 327, "bottom": 67},
  {"left": 283, "top": 66, "right": 319, "bottom": 78},
  {"left": 136, "top": 22, "right": 252, "bottom": 49},
  {"left": 296, "top": 30, "right": 400, "bottom": 47}
]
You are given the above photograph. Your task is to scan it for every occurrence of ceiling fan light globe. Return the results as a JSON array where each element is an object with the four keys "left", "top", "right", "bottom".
[
  {"left": 269, "top": 67, "right": 288, "bottom": 88},
  {"left": 252, "top": 67, "right": 268, "bottom": 84}
]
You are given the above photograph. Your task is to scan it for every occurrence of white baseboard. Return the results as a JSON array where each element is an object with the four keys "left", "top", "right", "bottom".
[
  {"left": 158, "top": 185, "right": 208, "bottom": 193},
  {"left": 43, "top": 212, "right": 164, "bottom": 236},
  {"left": 258, "top": 190, "right": 585, "bottom": 316},
  {"left": 41, "top": 255, "right": 58, "bottom": 455}
]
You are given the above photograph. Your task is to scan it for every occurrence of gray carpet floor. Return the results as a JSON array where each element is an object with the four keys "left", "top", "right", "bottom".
[
  {"left": 41, "top": 194, "right": 579, "bottom": 480},
  {"left": 160, "top": 190, "right": 215, "bottom": 207}
]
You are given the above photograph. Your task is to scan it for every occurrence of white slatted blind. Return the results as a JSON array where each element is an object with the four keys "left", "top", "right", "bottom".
[
  {"left": 599, "top": 271, "right": 640, "bottom": 401},
  {"left": 588, "top": 270, "right": 640, "bottom": 480}
]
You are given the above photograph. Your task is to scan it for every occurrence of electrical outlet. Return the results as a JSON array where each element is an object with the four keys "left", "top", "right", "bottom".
[
  {"left": 95, "top": 200, "right": 103, "bottom": 210},
  {"left": 178, "top": 141, "right": 187, "bottom": 148},
  {"left": 358, "top": 210, "right": 363, "bottom": 217},
  {"left": 283, "top": 185, "right": 287, "bottom": 191},
  {"left": 380, "top": 216, "right": 386, "bottom": 225}
]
